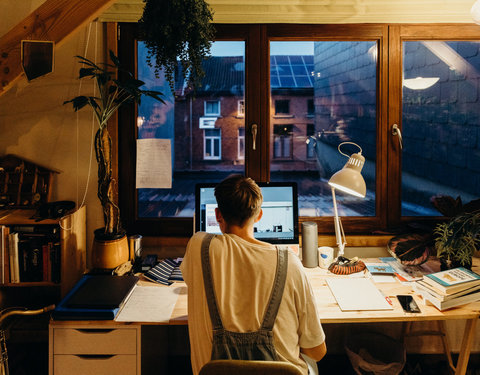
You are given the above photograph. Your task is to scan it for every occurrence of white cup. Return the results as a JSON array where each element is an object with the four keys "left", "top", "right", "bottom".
[{"left": 318, "top": 246, "right": 334, "bottom": 269}]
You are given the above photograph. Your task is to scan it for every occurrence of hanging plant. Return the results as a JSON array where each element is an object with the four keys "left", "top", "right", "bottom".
[{"left": 138, "top": 0, "right": 215, "bottom": 92}]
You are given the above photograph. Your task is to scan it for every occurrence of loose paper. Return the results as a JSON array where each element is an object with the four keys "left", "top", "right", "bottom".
[
  {"left": 326, "top": 278, "right": 393, "bottom": 311},
  {"left": 115, "top": 285, "right": 180, "bottom": 322},
  {"left": 136, "top": 138, "right": 172, "bottom": 189}
]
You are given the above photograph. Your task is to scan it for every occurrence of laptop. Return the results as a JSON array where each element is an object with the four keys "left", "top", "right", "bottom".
[{"left": 195, "top": 181, "right": 300, "bottom": 254}]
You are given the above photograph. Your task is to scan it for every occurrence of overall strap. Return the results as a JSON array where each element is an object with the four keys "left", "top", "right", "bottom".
[
  {"left": 260, "top": 247, "right": 288, "bottom": 331},
  {"left": 200, "top": 233, "right": 224, "bottom": 330}
]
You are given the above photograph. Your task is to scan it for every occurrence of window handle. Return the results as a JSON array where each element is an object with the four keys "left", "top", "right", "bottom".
[
  {"left": 392, "top": 123, "right": 403, "bottom": 150},
  {"left": 251, "top": 123, "right": 258, "bottom": 150}
]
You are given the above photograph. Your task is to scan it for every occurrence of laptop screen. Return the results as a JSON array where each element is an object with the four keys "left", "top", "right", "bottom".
[{"left": 195, "top": 182, "right": 299, "bottom": 245}]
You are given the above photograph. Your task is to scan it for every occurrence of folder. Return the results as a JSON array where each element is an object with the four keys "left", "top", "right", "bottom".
[{"left": 53, "top": 274, "right": 139, "bottom": 320}]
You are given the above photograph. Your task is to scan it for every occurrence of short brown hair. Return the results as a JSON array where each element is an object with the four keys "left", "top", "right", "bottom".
[{"left": 214, "top": 174, "right": 263, "bottom": 227}]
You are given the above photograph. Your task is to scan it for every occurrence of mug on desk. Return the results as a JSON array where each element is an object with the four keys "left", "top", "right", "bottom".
[{"left": 318, "top": 246, "right": 334, "bottom": 269}]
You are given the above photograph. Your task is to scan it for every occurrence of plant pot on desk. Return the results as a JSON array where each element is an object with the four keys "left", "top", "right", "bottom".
[{"left": 91, "top": 228, "right": 130, "bottom": 269}]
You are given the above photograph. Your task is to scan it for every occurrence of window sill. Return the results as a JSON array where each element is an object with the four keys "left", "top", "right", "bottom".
[{"left": 141, "top": 234, "right": 395, "bottom": 258}]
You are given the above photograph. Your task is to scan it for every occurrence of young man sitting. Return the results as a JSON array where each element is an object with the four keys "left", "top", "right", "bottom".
[{"left": 181, "top": 175, "right": 326, "bottom": 374}]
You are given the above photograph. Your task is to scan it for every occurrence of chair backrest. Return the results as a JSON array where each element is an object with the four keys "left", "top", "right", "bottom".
[{"left": 199, "top": 360, "right": 303, "bottom": 375}]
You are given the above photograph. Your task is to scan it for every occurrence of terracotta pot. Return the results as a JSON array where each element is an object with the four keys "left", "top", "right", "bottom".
[{"left": 91, "top": 229, "right": 130, "bottom": 269}]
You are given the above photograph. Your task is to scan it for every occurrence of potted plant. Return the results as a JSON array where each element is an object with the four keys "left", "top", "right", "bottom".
[
  {"left": 434, "top": 210, "right": 480, "bottom": 270},
  {"left": 138, "top": 0, "right": 215, "bottom": 91},
  {"left": 64, "top": 51, "right": 164, "bottom": 269}
]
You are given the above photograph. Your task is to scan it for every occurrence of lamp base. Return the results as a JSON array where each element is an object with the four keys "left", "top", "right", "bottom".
[{"left": 328, "top": 256, "right": 366, "bottom": 275}]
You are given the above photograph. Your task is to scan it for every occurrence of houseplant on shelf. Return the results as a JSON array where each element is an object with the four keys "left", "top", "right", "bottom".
[
  {"left": 138, "top": 0, "right": 215, "bottom": 91},
  {"left": 64, "top": 50, "right": 164, "bottom": 269}
]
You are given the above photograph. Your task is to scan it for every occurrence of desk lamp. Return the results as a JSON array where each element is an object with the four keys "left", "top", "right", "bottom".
[{"left": 328, "top": 142, "right": 366, "bottom": 269}]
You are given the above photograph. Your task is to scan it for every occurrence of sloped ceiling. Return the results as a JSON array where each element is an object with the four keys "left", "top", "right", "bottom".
[
  {"left": 0, "top": 0, "right": 117, "bottom": 96},
  {"left": 99, "top": 0, "right": 477, "bottom": 23}
]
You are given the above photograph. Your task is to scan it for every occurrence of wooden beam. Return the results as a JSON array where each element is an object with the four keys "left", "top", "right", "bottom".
[{"left": 0, "top": 0, "right": 118, "bottom": 96}]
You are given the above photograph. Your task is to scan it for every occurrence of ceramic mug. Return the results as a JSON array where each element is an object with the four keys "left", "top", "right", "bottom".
[{"left": 318, "top": 246, "right": 334, "bottom": 269}]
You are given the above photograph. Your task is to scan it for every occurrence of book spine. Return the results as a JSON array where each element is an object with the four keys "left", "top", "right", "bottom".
[
  {"left": 9, "top": 232, "right": 19, "bottom": 283},
  {"left": 42, "top": 244, "right": 50, "bottom": 282}
]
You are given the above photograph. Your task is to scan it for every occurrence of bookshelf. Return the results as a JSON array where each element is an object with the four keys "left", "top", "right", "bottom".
[{"left": 0, "top": 205, "right": 86, "bottom": 299}]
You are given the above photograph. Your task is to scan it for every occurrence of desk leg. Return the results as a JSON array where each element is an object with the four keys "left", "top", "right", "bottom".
[{"left": 455, "top": 318, "right": 478, "bottom": 375}]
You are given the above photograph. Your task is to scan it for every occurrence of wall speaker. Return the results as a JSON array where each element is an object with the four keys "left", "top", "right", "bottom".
[
  {"left": 21, "top": 40, "right": 54, "bottom": 81},
  {"left": 301, "top": 221, "right": 318, "bottom": 268}
]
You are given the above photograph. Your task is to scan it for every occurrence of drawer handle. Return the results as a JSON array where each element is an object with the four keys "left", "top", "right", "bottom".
[
  {"left": 75, "top": 329, "right": 115, "bottom": 334},
  {"left": 75, "top": 355, "right": 115, "bottom": 360}
]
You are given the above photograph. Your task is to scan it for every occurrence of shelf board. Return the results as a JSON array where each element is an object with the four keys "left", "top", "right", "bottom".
[{"left": 1, "top": 282, "right": 59, "bottom": 287}]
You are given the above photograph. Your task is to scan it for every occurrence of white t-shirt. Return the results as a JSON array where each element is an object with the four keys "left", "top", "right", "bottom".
[{"left": 180, "top": 232, "right": 325, "bottom": 375}]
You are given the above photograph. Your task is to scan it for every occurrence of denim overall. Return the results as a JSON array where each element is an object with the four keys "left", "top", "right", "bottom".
[{"left": 201, "top": 233, "right": 288, "bottom": 361}]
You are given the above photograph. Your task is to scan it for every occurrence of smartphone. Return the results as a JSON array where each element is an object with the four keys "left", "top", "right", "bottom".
[{"left": 397, "top": 295, "right": 421, "bottom": 313}]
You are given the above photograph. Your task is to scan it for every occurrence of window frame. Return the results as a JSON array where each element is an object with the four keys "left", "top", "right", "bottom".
[
  {"left": 237, "top": 100, "right": 245, "bottom": 117},
  {"left": 238, "top": 127, "right": 245, "bottom": 160},
  {"left": 273, "top": 124, "right": 294, "bottom": 159},
  {"left": 204, "top": 100, "right": 221, "bottom": 116},
  {"left": 116, "top": 23, "right": 480, "bottom": 238},
  {"left": 203, "top": 128, "right": 222, "bottom": 160}
]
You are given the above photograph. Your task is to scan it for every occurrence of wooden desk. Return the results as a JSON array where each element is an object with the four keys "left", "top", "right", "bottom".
[{"left": 50, "top": 263, "right": 480, "bottom": 375}]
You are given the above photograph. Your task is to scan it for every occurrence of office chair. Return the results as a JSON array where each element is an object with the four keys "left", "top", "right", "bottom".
[{"left": 199, "top": 360, "right": 303, "bottom": 375}]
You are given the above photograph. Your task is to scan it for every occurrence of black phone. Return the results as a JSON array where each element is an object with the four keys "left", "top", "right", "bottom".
[{"left": 397, "top": 295, "right": 421, "bottom": 313}]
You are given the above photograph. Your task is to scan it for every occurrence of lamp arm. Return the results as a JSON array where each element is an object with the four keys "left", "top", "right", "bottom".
[{"left": 331, "top": 186, "right": 346, "bottom": 257}]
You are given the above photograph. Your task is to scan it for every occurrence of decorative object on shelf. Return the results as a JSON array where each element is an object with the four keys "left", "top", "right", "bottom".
[
  {"left": 138, "top": 0, "right": 215, "bottom": 92},
  {"left": 327, "top": 142, "right": 366, "bottom": 274},
  {"left": 64, "top": 51, "right": 164, "bottom": 269},
  {"left": 0, "top": 154, "right": 59, "bottom": 208}
]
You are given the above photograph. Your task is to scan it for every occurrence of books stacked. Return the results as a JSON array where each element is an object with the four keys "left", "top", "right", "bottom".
[
  {"left": 1, "top": 224, "right": 61, "bottom": 283},
  {"left": 413, "top": 267, "right": 480, "bottom": 311}
]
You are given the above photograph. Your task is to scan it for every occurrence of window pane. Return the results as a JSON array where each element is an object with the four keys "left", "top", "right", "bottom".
[
  {"left": 136, "top": 41, "right": 245, "bottom": 218},
  {"left": 401, "top": 41, "right": 480, "bottom": 216},
  {"left": 270, "top": 41, "right": 377, "bottom": 218}
]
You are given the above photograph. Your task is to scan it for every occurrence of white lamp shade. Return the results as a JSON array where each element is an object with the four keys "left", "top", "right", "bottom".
[
  {"left": 328, "top": 152, "right": 366, "bottom": 198},
  {"left": 472, "top": 0, "right": 480, "bottom": 25}
]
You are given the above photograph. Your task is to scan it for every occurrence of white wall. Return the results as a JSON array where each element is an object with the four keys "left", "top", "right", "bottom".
[{"left": 0, "top": 2, "right": 105, "bottom": 265}]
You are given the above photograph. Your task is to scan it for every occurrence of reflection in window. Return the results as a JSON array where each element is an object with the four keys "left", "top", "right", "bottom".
[
  {"left": 270, "top": 41, "right": 376, "bottom": 217},
  {"left": 306, "top": 124, "right": 315, "bottom": 159},
  {"left": 401, "top": 41, "right": 480, "bottom": 216}
]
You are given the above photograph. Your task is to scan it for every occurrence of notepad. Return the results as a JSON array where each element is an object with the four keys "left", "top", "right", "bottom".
[{"left": 326, "top": 278, "right": 393, "bottom": 311}]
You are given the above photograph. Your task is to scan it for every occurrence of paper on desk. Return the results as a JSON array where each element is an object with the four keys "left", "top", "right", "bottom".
[
  {"left": 115, "top": 285, "right": 180, "bottom": 322},
  {"left": 326, "top": 278, "right": 393, "bottom": 311}
]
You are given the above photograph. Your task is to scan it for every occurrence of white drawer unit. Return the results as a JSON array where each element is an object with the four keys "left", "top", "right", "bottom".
[{"left": 49, "top": 322, "right": 141, "bottom": 375}]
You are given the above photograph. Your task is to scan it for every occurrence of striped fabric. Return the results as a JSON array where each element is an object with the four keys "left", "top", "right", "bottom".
[{"left": 144, "top": 258, "right": 183, "bottom": 285}]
